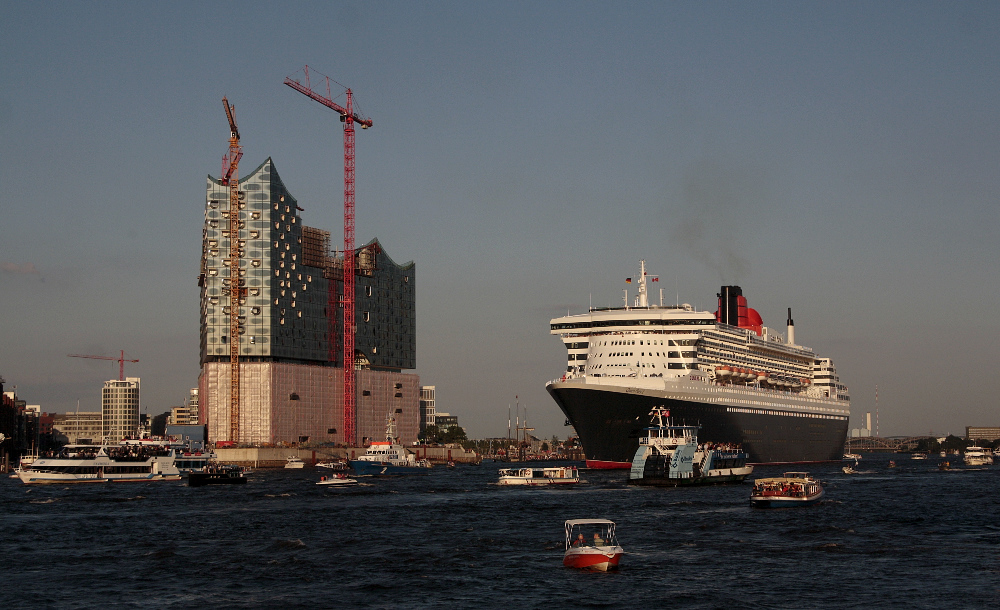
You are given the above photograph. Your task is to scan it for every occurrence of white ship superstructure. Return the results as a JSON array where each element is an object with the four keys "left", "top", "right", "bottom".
[{"left": 546, "top": 261, "right": 850, "bottom": 467}]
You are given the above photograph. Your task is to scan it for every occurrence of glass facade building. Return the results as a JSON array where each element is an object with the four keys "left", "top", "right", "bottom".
[{"left": 198, "top": 158, "right": 418, "bottom": 445}]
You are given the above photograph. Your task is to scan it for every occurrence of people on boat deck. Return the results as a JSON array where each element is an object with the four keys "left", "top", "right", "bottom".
[
  {"left": 593, "top": 532, "right": 605, "bottom": 546},
  {"left": 573, "top": 534, "right": 585, "bottom": 547}
]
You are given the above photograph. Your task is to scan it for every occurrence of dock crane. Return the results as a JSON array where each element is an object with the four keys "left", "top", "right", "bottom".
[
  {"left": 68, "top": 350, "right": 139, "bottom": 381},
  {"left": 221, "top": 96, "right": 245, "bottom": 444},
  {"left": 284, "top": 66, "right": 373, "bottom": 446}
]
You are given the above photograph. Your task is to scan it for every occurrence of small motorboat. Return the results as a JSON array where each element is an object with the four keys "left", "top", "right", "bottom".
[
  {"left": 284, "top": 456, "right": 305, "bottom": 469},
  {"left": 317, "top": 473, "right": 358, "bottom": 486},
  {"left": 843, "top": 453, "right": 861, "bottom": 461},
  {"left": 938, "top": 461, "right": 951, "bottom": 471},
  {"left": 750, "top": 472, "right": 824, "bottom": 508},
  {"left": 316, "top": 459, "right": 349, "bottom": 470},
  {"left": 888, "top": 460, "right": 897, "bottom": 468},
  {"left": 563, "top": 519, "right": 623, "bottom": 572},
  {"left": 842, "top": 465, "right": 858, "bottom": 474}
]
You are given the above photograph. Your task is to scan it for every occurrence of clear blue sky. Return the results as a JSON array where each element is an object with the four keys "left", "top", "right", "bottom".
[{"left": 2, "top": 2, "right": 998, "bottom": 439}]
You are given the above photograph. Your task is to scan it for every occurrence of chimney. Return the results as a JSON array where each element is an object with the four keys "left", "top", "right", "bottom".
[{"left": 787, "top": 307, "right": 795, "bottom": 345}]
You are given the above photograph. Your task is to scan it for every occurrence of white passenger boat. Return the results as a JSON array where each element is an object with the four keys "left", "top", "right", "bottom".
[
  {"left": 963, "top": 447, "right": 993, "bottom": 466},
  {"left": 284, "top": 456, "right": 306, "bottom": 469},
  {"left": 497, "top": 466, "right": 580, "bottom": 486},
  {"left": 16, "top": 443, "right": 182, "bottom": 484},
  {"left": 563, "top": 519, "right": 624, "bottom": 571},
  {"left": 750, "top": 472, "right": 824, "bottom": 507},
  {"left": 628, "top": 406, "right": 753, "bottom": 486}
]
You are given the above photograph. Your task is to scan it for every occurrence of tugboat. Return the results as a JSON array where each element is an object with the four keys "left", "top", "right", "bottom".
[
  {"left": 349, "top": 416, "right": 432, "bottom": 476},
  {"left": 563, "top": 519, "right": 624, "bottom": 571},
  {"left": 628, "top": 407, "right": 753, "bottom": 486},
  {"left": 750, "top": 472, "right": 824, "bottom": 508},
  {"left": 188, "top": 464, "right": 248, "bottom": 487}
]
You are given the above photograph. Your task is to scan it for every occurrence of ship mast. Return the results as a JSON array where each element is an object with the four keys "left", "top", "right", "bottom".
[{"left": 637, "top": 260, "right": 648, "bottom": 308}]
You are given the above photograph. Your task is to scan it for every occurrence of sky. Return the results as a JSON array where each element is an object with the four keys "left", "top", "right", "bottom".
[{"left": 2, "top": 2, "right": 998, "bottom": 439}]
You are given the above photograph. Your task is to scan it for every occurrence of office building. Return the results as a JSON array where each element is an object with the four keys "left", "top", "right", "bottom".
[{"left": 103, "top": 378, "right": 140, "bottom": 442}]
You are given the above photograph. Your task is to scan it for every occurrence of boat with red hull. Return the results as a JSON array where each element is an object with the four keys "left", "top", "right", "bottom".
[{"left": 563, "top": 519, "right": 623, "bottom": 571}]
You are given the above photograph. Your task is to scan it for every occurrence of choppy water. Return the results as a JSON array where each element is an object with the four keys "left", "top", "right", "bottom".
[{"left": 2, "top": 454, "right": 998, "bottom": 609}]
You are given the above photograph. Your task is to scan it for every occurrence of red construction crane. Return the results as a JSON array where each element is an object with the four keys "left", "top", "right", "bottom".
[
  {"left": 221, "top": 96, "right": 245, "bottom": 444},
  {"left": 68, "top": 350, "right": 139, "bottom": 381},
  {"left": 284, "top": 65, "right": 372, "bottom": 447}
]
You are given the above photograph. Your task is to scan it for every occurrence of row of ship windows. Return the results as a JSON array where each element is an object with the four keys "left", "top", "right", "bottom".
[
  {"left": 590, "top": 362, "right": 697, "bottom": 370},
  {"left": 552, "top": 319, "right": 715, "bottom": 330},
  {"left": 572, "top": 351, "right": 698, "bottom": 360},
  {"left": 727, "top": 407, "right": 847, "bottom": 421}
]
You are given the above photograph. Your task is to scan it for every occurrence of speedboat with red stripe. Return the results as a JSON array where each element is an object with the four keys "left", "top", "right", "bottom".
[{"left": 563, "top": 519, "right": 624, "bottom": 571}]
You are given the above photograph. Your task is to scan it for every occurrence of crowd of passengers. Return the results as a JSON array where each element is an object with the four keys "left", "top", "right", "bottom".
[{"left": 45, "top": 445, "right": 170, "bottom": 460}]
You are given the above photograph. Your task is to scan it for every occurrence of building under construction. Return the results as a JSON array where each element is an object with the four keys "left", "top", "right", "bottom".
[{"left": 198, "top": 158, "right": 417, "bottom": 445}]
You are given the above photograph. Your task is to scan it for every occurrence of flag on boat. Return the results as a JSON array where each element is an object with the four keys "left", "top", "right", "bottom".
[{"left": 625, "top": 278, "right": 632, "bottom": 283}]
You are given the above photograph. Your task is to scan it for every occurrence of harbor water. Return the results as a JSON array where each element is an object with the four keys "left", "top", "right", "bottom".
[{"left": 2, "top": 454, "right": 997, "bottom": 609}]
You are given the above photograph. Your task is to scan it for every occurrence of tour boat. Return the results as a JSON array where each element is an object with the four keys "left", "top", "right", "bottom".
[
  {"left": 497, "top": 466, "right": 580, "bottom": 486},
  {"left": 316, "top": 473, "right": 358, "bottom": 485},
  {"left": 188, "top": 464, "right": 248, "bottom": 486},
  {"left": 284, "top": 456, "right": 305, "bottom": 469},
  {"left": 563, "top": 519, "right": 624, "bottom": 571},
  {"left": 16, "top": 442, "right": 182, "bottom": 484},
  {"left": 628, "top": 406, "right": 753, "bottom": 486},
  {"left": 963, "top": 447, "right": 994, "bottom": 466},
  {"left": 750, "top": 472, "right": 824, "bottom": 508}
]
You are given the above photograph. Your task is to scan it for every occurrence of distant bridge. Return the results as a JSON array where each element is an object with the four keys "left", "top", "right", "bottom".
[{"left": 844, "top": 436, "right": 932, "bottom": 453}]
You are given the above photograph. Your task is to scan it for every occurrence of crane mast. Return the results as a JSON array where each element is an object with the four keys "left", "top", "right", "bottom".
[
  {"left": 284, "top": 66, "right": 372, "bottom": 447},
  {"left": 221, "top": 96, "right": 244, "bottom": 444}
]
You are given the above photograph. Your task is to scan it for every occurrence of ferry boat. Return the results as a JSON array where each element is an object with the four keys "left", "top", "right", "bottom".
[
  {"left": 963, "top": 447, "right": 994, "bottom": 466},
  {"left": 563, "top": 519, "right": 624, "bottom": 571},
  {"left": 750, "top": 472, "right": 824, "bottom": 508},
  {"left": 16, "top": 442, "right": 182, "bottom": 484},
  {"left": 188, "top": 464, "right": 248, "bottom": 486},
  {"left": 546, "top": 261, "right": 850, "bottom": 468},
  {"left": 628, "top": 407, "right": 752, "bottom": 486},
  {"left": 497, "top": 466, "right": 580, "bottom": 486},
  {"left": 349, "top": 416, "right": 432, "bottom": 476}
]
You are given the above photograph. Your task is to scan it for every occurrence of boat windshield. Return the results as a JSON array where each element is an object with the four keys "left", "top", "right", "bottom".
[{"left": 565, "top": 521, "right": 617, "bottom": 549}]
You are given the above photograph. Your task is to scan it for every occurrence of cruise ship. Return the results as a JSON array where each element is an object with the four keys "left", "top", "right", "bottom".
[{"left": 546, "top": 261, "right": 850, "bottom": 468}]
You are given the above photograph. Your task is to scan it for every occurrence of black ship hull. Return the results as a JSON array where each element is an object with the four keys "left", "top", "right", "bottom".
[{"left": 547, "top": 383, "right": 848, "bottom": 467}]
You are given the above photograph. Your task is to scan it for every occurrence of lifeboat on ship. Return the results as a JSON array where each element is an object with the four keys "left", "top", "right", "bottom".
[{"left": 716, "top": 366, "right": 731, "bottom": 379}]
